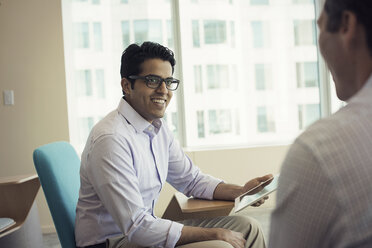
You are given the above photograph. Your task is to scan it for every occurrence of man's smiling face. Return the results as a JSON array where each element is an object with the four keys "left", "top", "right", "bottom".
[{"left": 122, "top": 58, "right": 173, "bottom": 123}]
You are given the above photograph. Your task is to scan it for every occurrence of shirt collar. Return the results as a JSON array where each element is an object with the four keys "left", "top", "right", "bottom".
[{"left": 117, "top": 98, "right": 162, "bottom": 134}]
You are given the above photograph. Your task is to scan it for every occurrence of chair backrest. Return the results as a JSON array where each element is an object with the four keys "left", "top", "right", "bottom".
[{"left": 33, "top": 141, "right": 80, "bottom": 248}]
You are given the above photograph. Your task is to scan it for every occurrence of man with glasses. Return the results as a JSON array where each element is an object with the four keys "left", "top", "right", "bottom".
[{"left": 75, "top": 41, "right": 270, "bottom": 248}]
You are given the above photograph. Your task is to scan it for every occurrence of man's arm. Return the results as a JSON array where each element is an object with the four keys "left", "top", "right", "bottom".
[{"left": 213, "top": 174, "right": 273, "bottom": 201}]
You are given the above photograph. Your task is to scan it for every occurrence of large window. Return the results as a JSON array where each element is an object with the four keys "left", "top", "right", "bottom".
[{"left": 63, "top": 0, "right": 325, "bottom": 152}]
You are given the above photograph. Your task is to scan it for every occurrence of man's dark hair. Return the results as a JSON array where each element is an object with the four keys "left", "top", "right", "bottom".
[
  {"left": 120, "top": 41, "right": 176, "bottom": 91},
  {"left": 324, "top": 0, "right": 372, "bottom": 56}
]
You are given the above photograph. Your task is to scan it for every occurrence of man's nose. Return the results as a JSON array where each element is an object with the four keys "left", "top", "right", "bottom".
[{"left": 156, "top": 81, "right": 168, "bottom": 93}]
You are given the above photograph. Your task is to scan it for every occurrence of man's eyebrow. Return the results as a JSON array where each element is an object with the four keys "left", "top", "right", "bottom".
[
  {"left": 144, "top": 74, "right": 161, "bottom": 77},
  {"left": 145, "top": 74, "right": 173, "bottom": 79}
]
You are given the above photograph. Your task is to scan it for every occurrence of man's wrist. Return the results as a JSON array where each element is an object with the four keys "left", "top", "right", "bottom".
[
  {"left": 177, "top": 226, "right": 216, "bottom": 246},
  {"left": 213, "top": 183, "right": 244, "bottom": 201}
]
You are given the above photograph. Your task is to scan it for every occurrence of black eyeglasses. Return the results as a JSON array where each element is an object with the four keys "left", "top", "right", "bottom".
[{"left": 129, "top": 75, "right": 180, "bottom": 91}]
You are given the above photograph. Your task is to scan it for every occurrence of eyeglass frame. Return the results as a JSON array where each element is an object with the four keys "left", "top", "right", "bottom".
[{"left": 128, "top": 74, "right": 180, "bottom": 91}]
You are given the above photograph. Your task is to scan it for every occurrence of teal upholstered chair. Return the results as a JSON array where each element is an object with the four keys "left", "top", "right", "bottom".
[{"left": 33, "top": 141, "right": 80, "bottom": 248}]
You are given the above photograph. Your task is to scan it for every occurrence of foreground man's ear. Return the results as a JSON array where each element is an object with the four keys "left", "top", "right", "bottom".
[{"left": 339, "top": 11, "right": 359, "bottom": 50}]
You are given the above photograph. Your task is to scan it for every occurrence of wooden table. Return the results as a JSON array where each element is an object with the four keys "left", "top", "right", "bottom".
[
  {"left": 162, "top": 192, "right": 234, "bottom": 221},
  {"left": 0, "top": 174, "right": 40, "bottom": 238}
]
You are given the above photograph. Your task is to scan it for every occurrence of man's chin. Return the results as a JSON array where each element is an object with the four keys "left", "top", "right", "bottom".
[{"left": 151, "top": 112, "right": 166, "bottom": 120}]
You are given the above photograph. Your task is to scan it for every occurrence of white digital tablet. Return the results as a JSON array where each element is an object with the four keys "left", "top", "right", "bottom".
[
  {"left": 234, "top": 174, "right": 280, "bottom": 213},
  {"left": 0, "top": 217, "right": 16, "bottom": 233}
]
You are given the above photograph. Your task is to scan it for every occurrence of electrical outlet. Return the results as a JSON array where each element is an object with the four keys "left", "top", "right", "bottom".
[{"left": 3, "top": 90, "right": 14, "bottom": 105}]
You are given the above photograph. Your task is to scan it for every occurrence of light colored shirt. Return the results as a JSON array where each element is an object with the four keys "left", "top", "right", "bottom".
[
  {"left": 269, "top": 74, "right": 372, "bottom": 248},
  {"left": 75, "top": 98, "right": 222, "bottom": 247}
]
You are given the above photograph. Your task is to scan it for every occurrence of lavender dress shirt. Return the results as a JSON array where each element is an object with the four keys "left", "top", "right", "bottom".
[{"left": 75, "top": 98, "right": 222, "bottom": 247}]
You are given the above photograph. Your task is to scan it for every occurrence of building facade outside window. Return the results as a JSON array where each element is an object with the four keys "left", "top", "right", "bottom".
[
  {"left": 95, "top": 69, "right": 105, "bottom": 99},
  {"left": 296, "top": 62, "right": 319, "bottom": 88},
  {"left": 250, "top": 0, "right": 269, "bottom": 5},
  {"left": 73, "top": 22, "right": 89, "bottom": 49},
  {"left": 298, "top": 104, "right": 320, "bottom": 130},
  {"left": 293, "top": 0, "right": 313, "bottom": 4},
  {"left": 63, "top": 0, "right": 326, "bottom": 152},
  {"left": 194, "top": 65, "right": 203, "bottom": 93},
  {"left": 121, "top": 21, "right": 130, "bottom": 49},
  {"left": 255, "top": 64, "right": 272, "bottom": 90},
  {"left": 204, "top": 20, "right": 227, "bottom": 44},
  {"left": 208, "top": 109, "right": 233, "bottom": 135},
  {"left": 293, "top": 20, "right": 316, "bottom": 46},
  {"left": 251, "top": 21, "right": 267, "bottom": 48},
  {"left": 134, "top": 20, "right": 163, "bottom": 44},
  {"left": 192, "top": 20, "right": 201, "bottom": 47},
  {"left": 93, "top": 22, "right": 103, "bottom": 51},
  {"left": 207, "top": 65, "right": 229, "bottom": 89},
  {"left": 75, "top": 70, "right": 92, "bottom": 97},
  {"left": 257, "top": 106, "right": 275, "bottom": 133}
]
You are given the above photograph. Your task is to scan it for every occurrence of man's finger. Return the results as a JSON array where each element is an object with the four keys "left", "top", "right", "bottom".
[{"left": 257, "top": 174, "right": 273, "bottom": 182}]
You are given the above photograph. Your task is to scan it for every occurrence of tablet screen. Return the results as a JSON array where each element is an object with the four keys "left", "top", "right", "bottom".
[{"left": 234, "top": 174, "right": 280, "bottom": 213}]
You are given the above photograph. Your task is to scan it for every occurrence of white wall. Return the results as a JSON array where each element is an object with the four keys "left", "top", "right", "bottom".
[{"left": 0, "top": 0, "right": 289, "bottom": 232}]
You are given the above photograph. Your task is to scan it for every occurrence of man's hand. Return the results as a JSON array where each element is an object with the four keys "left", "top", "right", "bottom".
[
  {"left": 177, "top": 226, "right": 246, "bottom": 248},
  {"left": 250, "top": 196, "right": 268, "bottom": 207},
  {"left": 241, "top": 174, "right": 273, "bottom": 207},
  {"left": 214, "top": 228, "right": 246, "bottom": 248},
  {"left": 213, "top": 174, "right": 274, "bottom": 201},
  {"left": 242, "top": 174, "right": 273, "bottom": 195}
]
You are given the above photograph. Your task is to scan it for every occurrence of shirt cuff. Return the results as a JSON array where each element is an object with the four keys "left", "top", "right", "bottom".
[
  {"left": 203, "top": 177, "right": 224, "bottom": 200},
  {"left": 165, "top": 221, "right": 184, "bottom": 248}
]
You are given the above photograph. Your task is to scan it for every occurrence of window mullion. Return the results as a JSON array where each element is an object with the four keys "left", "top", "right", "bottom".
[
  {"left": 315, "top": 0, "right": 332, "bottom": 118},
  {"left": 170, "top": 0, "right": 188, "bottom": 147}
]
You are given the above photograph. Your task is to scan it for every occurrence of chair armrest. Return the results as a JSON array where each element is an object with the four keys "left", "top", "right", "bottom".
[{"left": 162, "top": 192, "right": 234, "bottom": 221}]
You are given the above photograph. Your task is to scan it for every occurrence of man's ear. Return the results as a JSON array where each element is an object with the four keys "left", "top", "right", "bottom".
[
  {"left": 340, "top": 11, "right": 358, "bottom": 48},
  {"left": 121, "top": 78, "right": 132, "bottom": 96}
]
